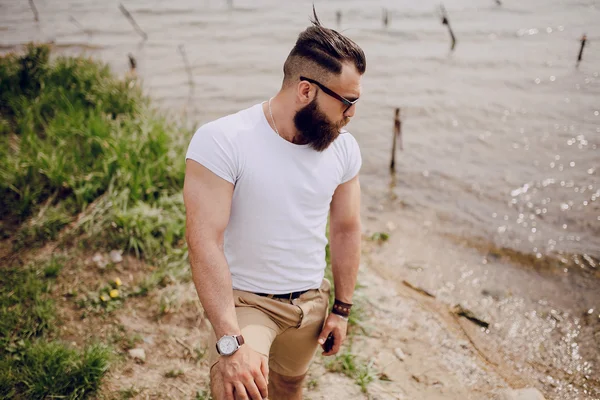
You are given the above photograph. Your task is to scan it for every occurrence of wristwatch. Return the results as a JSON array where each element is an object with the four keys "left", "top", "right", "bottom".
[{"left": 216, "top": 334, "right": 245, "bottom": 356}]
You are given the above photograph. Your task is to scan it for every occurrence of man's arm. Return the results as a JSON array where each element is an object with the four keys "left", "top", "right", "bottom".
[
  {"left": 184, "top": 159, "right": 239, "bottom": 338},
  {"left": 184, "top": 160, "right": 268, "bottom": 400},
  {"left": 329, "top": 175, "right": 362, "bottom": 304},
  {"left": 318, "top": 175, "right": 361, "bottom": 356}
]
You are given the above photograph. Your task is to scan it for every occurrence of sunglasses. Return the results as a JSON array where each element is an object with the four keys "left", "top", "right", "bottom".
[{"left": 300, "top": 76, "right": 359, "bottom": 112}]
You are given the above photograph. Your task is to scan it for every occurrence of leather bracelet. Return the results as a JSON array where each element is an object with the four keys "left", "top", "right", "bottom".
[{"left": 332, "top": 299, "right": 353, "bottom": 318}]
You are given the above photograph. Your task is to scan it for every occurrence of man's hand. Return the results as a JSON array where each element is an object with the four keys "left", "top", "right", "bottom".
[
  {"left": 318, "top": 313, "right": 348, "bottom": 356},
  {"left": 212, "top": 345, "right": 269, "bottom": 400}
]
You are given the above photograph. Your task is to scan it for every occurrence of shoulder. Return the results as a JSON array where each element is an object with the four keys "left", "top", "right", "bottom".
[
  {"left": 194, "top": 103, "right": 263, "bottom": 141},
  {"left": 329, "top": 129, "right": 361, "bottom": 155}
]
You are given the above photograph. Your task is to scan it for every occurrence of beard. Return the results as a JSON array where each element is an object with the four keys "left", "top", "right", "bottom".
[{"left": 293, "top": 98, "right": 349, "bottom": 152}]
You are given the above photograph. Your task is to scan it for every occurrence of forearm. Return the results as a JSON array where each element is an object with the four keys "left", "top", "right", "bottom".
[
  {"left": 330, "top": 224, "right": 361, "bottom": 304},
  {"left": 188, "top": 241, "right": 239, "bottom": 338}
]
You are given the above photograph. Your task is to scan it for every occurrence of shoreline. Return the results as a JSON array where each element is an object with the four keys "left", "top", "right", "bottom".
[{"left": 359, "top": 209, "right": 600, "bottom": 400}]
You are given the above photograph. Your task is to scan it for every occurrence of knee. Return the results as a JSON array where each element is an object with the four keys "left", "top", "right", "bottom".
[{"left": 270, "top": 370, "right": 305, "bottom": 392}]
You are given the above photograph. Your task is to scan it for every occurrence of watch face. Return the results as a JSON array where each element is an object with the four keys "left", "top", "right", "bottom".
[{"left": 218, "top": 336, "right": 237, "bottom": 355}]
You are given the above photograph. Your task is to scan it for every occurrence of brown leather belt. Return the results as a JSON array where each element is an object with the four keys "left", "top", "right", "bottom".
[{"left": 254, "top": 289, "right": 310, "bottom": 301}]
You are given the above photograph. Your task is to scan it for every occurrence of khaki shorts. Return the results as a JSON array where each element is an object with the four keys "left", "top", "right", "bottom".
[{"left": 208, "top": 279, "right": 331, "bottom": 377}]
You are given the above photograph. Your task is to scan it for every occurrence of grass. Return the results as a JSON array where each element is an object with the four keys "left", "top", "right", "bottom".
[
  {"left": 0, "top": 257, "right": 112, "bottom": 399},
  {"left": 164, "top": 369, "right": 185, "bottom": 378},
  {"left": 325, "top": 345, "right": 376, "bottom": 394},
  {"left": 0, "top": 43, "right": 189, "bottom": 399},
  {"left": 0, "top": 43, "right": 187, "bottom": 257},
  {"left": 194, "top": 389, "right": 213, "bottom": 400},
  {"left": 0, "top": 341, "right": 111, "bottom": 400}
]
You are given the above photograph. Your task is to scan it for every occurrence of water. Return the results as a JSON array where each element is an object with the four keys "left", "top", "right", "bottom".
[{"left": 2, "top": 0, "right": 599, "bottom": 398}]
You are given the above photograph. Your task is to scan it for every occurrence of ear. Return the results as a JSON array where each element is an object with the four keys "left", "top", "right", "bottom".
[{"left": 296, "top": 81, "right": 312, "bottom": 105}]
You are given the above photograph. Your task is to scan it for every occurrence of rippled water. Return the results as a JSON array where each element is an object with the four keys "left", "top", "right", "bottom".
[
  {"left": 3, "top": 0, "right": 597, "bottom": 258},
  {"left": 1, "top": 0, "right": 599, "bottom": 398}
]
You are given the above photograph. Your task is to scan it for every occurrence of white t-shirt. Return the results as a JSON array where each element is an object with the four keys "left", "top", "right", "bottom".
[{"left": 185, "top": 103, "right": 362, "bottom": 293}]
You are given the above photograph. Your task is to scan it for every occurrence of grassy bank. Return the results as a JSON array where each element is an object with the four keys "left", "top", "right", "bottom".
[
  {"left": 0, "top": 43, "right": 187, "bottom": 256},
  {"left": 0, "top": 43, "right": 189, "bottom": 399}
]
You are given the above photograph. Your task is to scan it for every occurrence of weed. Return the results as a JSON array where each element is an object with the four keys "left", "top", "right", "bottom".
[{"left": 164, "top": 369, "right": 184, "bottom": 378}]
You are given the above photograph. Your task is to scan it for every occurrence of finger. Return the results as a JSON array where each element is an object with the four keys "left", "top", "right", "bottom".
[
  {"left": 260, "top": 356, "right": 270, "bottom": 385},
  {"left": 242, "top": 376, "right": 263, "bottom": 400},
  {"left": 233, "top": 382, "right": 249, "bottom": 400},
  {"left": 253, "top": 370, "right": 269, "bottom": 400},
  {"left": 225, "top": 382, "right": 235, "bottom": 400},
  {"left": 331, "top": 329, "right": 343, "bottom": 355},
  {"left": 318, "top": 325, "right": 333, "bottom": 346}
]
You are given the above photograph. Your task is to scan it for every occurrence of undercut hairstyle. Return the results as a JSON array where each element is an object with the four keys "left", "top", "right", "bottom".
[{"left": 282, "top": 7, "right": 366, "bottom": 87}]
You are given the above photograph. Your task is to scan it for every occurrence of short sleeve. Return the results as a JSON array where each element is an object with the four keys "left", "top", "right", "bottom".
[
  {"left": 341, "top": 133, "right": 362, "bottom": 183},
  {"left": 185, "top": 124, "right": 239, "bottom": 184}
]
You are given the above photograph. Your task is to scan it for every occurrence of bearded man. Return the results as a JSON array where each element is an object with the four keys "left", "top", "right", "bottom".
[{"left": 184, "top": 11, "right": 365, "bottom": 400}]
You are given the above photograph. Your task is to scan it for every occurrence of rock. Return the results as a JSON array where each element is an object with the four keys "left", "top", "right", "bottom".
[
  {"left": 394, "top": 347, "right": 406, "bottom": 361},
  {"left": 128, "top": 348, "right": 146, "bottom": 363},
  {"left": 92, "top": 252, "right": 108, "bottom": 269},
  {"left": 498, "top": 388, "right": 546, "bottom": 400},
  {"left": 109, "top": 250, "right": 123, "bottom": 263}
]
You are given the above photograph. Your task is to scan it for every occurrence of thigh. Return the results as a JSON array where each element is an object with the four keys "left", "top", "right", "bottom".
[
  {"left": 268, "top": 282, "right": 330, "bottom": 376},
  {"left": 208, "top": 293, "right": 280, "bottom": 370}
]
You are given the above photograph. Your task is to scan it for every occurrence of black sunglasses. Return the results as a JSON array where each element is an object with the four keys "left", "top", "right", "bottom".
[{"left": 300, "top": 76, "right": 359, "bottom": 112}]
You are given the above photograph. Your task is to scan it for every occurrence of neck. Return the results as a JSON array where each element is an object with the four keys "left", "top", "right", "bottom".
[{"left": 265, "top": 93, "right": 306, "bottom": 144}]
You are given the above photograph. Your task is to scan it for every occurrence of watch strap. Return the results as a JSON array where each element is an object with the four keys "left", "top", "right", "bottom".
[{"left": 235, "top": 335, "right": 245, "bottom": 346}]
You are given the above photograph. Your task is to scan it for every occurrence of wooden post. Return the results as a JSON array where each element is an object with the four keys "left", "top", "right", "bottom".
[
  {"left": 336, "top": 11, "right": 342, "bottom": 27},
  {"left": 128, "top": 53, "right": 137, "bottom": 73},
  {"left": 178, "top": 44, "right": 194, "bottom": 94},
  {"left": 28, "top": 0, "right": 39, "bottom": 22},
  {"left": 440, "top": 5, "right": 456, "bottom": 51},
  {"left": 577, "top": 34, "right": 587, "bottom": 66},
  {"left": 119, "top": 3, "right": 148, "bottom": 41},
  {"left": 390, "top": 108, "right": 402, "bottom": 171},
  {"left": 382, "top": 8, "right": 389, "bottom": 28}
]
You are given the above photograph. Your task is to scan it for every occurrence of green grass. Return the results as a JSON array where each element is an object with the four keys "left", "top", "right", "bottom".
[
  {"left": 0, "top": 43, "right": 187, "bottom": 257},
  {"left": 324, "top": 346, "right": 375, "bottom": 393},
  {"left": 0, "top": 258, "right": 111, "bottom": 399},
  {"left": 0, "top": 341, "right": 111, "bottom": 400},
  {"left": 0, "top": 266, "right": 56, "bottom": 352},
  {"left": 0, "top": 43, "right": 189, "bottom": 399}
]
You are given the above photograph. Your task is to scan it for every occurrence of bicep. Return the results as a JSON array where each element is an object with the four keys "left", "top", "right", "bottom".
[
  {"left": 330, "top": 175, "right": 361, "bottom": 231},
  {"left": 183, "top": 159, "right": 234, "bottom": 245}
]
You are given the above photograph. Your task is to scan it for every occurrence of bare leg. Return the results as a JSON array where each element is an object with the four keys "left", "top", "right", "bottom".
[{"left": 268, "top": 370, "right": 305, "bottom": 400}]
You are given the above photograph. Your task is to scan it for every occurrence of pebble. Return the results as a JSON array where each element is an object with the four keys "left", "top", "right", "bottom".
[
  {"left": 92, "top": 252, "right": 108, "bottom": 269},
  {"left": 110, "top": 249, "right": 123, "bottom": 263},
  {"left": 394, "top": 347, "right": 406, "bottom": 361},
  {"left": 128, "top": 348, "right": 146, "bottom": 363}
]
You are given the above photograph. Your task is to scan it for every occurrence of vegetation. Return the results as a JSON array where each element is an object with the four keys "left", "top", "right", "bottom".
[
  {"left": 0, "top": 257, "right": 111, "bottom": 399},
  {"left": 0, "top": 43, "right": 187, "bottom": 257},
  {"left": 0, "top": 43, "right": 188, "bottom": 399}
]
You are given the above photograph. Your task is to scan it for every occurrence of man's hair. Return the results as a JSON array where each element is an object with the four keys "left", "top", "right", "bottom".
[{"left": 282, "top": 7, "right": 366, "bottom": 87}]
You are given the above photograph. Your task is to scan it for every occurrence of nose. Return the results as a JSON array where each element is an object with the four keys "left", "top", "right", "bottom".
[{"left": 344, "top": 103, "right": 356, "bottom": 118}]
